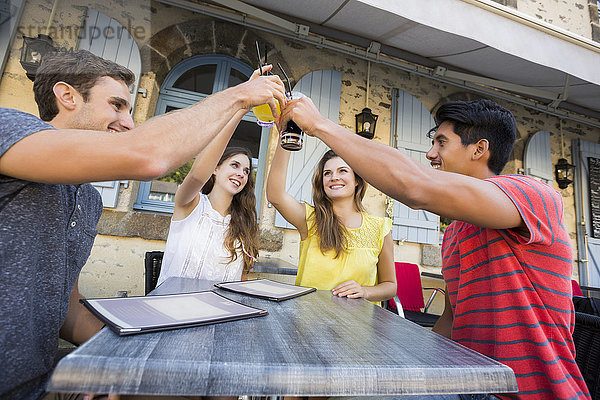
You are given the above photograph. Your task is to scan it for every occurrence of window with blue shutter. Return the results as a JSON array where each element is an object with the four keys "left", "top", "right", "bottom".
[
  {"left": 134, "top": 55, "right": 269, "bottom": 216},
  {"left": 0, "top": 0, "right": 25, "bottom": 75},
  {"left": 523, "top": 130, "right": 553, "bottom": 185},
  {"left": 389, "top": 89, "right": 439, "bottom": 245},
  {"left": 274, "top": 70, "right": 342, "bottom": 229},
  {"left": 77, "top": 8, "right": 142, "bottom": 208}
]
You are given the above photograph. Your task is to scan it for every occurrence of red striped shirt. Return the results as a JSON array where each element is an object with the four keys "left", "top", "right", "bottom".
[{"left": 442, "top": 175, "right": 589, "bottom": 400}]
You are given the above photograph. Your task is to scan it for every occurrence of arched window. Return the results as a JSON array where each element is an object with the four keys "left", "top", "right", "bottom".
[{"left": 135, "top": 55, "right": 270, "bottom": 216}]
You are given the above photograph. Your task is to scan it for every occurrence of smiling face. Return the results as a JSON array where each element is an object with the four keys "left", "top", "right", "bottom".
[
  {"left": 322, "top": 156, "right": 357, "bottom": 201},
  {"left": 69, "top": 76, "right": 134, "bottom": 133},
  {"left": 213, "top": 153, "right": 251, "bottom": 196},
  {"left": 426, "top": 121, "right": 477, "bottom": 175}
]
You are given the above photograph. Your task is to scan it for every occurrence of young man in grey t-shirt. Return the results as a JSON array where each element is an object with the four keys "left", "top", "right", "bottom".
[{"left": 0, "top": 50, "right": 285, "bottom": 400}]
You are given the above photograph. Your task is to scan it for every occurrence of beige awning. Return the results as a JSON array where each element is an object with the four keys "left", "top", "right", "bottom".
[{"left": 227, "top": 0, "right": 600, "bottom": 120}]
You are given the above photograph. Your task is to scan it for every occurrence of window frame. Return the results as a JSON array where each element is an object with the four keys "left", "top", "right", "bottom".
[{"left": 134, "top": 55, "right": 269, "bottom": 216}]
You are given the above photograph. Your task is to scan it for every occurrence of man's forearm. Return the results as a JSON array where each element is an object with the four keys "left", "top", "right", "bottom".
[
  {"left": 60, "top": 283, "right": 104, "bottom": 344},
  {"left": 124, "top": 86, "right": 249, "bottom": 178},
  {"left": 311, "top": 119, "right": 427, "bottom": 208},
  {"left": 0, "top": 74, "right": 285, "bottom": 184},
  {"left": 141, "top": 72, "right": 284, "bottom": 178}
]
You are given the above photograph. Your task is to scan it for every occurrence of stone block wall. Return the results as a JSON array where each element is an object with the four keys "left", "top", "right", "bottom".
[
  {"left": 589, "top": 0, "right": 600, "bottom": 41},
  {"left": 517, "top": 0, "right": 595, "bottom": 39}
]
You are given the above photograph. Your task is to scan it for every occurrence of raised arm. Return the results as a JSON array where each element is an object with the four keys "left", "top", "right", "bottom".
[
  {"left": 266, "top": 140, "right": 308, "bottom": 238},
  {"left": 173, "top": 67, "right": 269, "bottom": 217},
  {"left": 0, "top": 72, "right": 286, "bottom": 185},
  {"left": 277, "top": 97, "right": 523, "bottom": 230},
  {"left": 172, "top": 108, "right": 247, "bottom": 219}
]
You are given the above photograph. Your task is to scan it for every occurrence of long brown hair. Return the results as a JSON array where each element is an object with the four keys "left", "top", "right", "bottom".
[
  {"left": 202, "top": 147, "right": 258, "bottom": 273},
  {"left": 311, "top": 150, "right": 367, "bottom": 258}
]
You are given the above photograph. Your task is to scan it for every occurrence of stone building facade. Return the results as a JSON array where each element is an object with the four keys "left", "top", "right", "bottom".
[{"left": 1, "top": 0, "right": 599, "bottom": 303}]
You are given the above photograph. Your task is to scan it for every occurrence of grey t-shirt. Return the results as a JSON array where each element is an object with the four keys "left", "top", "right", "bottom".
[{"left": 0, "top": 108, "right": 103, "bottom": 400}]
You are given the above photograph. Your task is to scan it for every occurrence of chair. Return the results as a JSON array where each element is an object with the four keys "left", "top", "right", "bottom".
[
  {"left": 145, "top": 251, "right": 164, "bottom": 295},
  {"left": 572, "top": 279, "right": 600, "bottom": 317},
  {"left": 386, "top": 262, "right": 444, "bottom": 327},
  {"left": 573, "top": 279, "right": 600, "bottom": 299},
  {"left": 573, "top": 312, "right": 600, "bottom": 399}
]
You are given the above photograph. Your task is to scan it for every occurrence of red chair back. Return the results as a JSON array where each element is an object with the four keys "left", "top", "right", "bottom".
[
  {"left": 572, "top": 279, "right": 584, "bottom": 297},
  {"left": 392, "top": 262, "right": 425, "bottom": 312}
]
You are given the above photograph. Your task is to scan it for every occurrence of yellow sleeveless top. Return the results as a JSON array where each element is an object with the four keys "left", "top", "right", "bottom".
[{"left": 296, "top": 204, "right": 392, "bottom": 290}]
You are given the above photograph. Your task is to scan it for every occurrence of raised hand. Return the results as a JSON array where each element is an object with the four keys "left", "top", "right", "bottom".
[
  {"left": 236, "top": 64, "right": 286, "bottom": 117},
  {"left": 277, "top": 95, "right": 328, "bottom": 137}
]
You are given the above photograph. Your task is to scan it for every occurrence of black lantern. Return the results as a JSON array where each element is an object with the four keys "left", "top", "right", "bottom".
[
  {"left": 20, "top": 34, "right": 56, "bottom": 81},
  {"left": 555, "top": 158, "right": 575, "bottom": 189},
  {"left": 355, "top": 107, "right": 378, "bottom": 139}
]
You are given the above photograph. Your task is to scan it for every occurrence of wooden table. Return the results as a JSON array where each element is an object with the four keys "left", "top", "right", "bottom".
[{"left": 48, "top": 277, "right": 517, "bottom": 397}]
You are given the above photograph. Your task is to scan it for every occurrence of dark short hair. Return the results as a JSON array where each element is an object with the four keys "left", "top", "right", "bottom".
[
  {"left": 33, "top": 49, "right": 135, "bottom": 121},
  {"left": 431, "top": 99, "right": 517, "bottom": 175}
]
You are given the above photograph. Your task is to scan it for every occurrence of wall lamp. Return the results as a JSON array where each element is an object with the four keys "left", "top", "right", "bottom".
[
  {"left": 355, "top": 60, "right": 378, "bottom": 139},
  {"left": 355, "top": 107, "right": 378, "bottom": 139},
  {"left": 20, "top": 34, "right": 56, "bottom": 81},
  {"left": 555, "top": 120, "right": 575, "bottom": 189},
  {"left": 555, "top": 158, "right": 575, "bottom": 189}
]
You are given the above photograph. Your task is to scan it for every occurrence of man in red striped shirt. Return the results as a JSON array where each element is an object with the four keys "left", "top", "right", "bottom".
[{"left": 280, "top": 98, "right": 589, "bottom": 399}]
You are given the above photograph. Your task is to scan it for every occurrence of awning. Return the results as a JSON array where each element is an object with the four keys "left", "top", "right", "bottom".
[{"left": 206, "top": 0, "right": 600, "bottom": 122}]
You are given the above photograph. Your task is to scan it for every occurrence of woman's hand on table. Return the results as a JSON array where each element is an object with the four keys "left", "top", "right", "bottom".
[{"left": 332, "top": 280, "right": 369, "bottom": 299}]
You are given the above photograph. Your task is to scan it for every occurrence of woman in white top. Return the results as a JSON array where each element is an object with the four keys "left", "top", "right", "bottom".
[
  {"left": 157, "top": 65, "right": 284, "bottom": 285},
  {"left": 157, "top": 145, "right": 259, "bottom": 285}
]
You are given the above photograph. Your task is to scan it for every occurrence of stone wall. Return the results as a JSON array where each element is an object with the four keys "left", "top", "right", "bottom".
[
  {"left": 517, "top": 0, "right": 595, "bottom": 39},
  {"left": 589, "top": 0, "right": 600, "bottom": 41}
]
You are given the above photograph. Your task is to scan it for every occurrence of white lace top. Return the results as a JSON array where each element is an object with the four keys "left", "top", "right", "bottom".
[{"left": 157, "top": 194, "right": 244, "bottom": 285}]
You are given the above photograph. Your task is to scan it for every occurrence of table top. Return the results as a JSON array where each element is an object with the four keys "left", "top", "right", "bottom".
[{"left": 49, "top": 277, "right": 517, "bottom": 397}]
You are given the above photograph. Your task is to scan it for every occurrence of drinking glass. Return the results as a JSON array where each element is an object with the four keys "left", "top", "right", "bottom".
[
  {"left": 280, "top": 91, "right": 305, "bottom": 151},
  {"left": 252, "top": 100, "right": 280, "bottom": 128}
]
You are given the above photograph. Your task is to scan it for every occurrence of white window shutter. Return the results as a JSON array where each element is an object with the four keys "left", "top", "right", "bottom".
[
  {"left": 390, "top": 89, "right": 439, "bottom": 245},
  {"left": 523, "top": 130, "right": 553, "bottom": 185},
  {"left": 78, "top": 8, "right": 142, "bottom": 207},
  {"left": 274, "top": 70, "right": 342, "bottom": 228}
]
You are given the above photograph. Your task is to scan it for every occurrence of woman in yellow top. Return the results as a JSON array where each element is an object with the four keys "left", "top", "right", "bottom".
[{"left": 266, "top": 144, "right": 396, "bottom": 302}]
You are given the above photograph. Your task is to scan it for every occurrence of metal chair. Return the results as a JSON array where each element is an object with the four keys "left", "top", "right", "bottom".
[
  {"left": 144, "top": 251, "right": 164, "bottom": 295},
  {"left": 573, "top": 312, "right": 600, "bottom": 399},
  {"left": 385, "top": 262, "right": 444, "bottom": 327}
]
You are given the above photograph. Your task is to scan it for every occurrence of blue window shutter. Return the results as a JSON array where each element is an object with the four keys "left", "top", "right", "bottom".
[
  {"left": 274, "top": 70, "right": 342, "bottom": 229},
  {"left": 78, "top": 8, "right": 142, "bottom": 208},
  {"left": 390, "top": 89, "right": 439, "bottom": 245},
  {"left": 0, "top": 0, "right": 25, "bottom": 75},
  {"left": 523, "top": 130, "right": 553, "bottom": 185},
  {"left": 91, "top": 180, "right": 129, "bottom": 208}
]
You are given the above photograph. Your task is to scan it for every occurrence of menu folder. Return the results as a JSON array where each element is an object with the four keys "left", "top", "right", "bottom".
[
  {"left": 215, "top": 278, "right": 316, "bottom": 301},
  {"left": 80, "top": 291, "right": 268, "bottom": 336}
]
